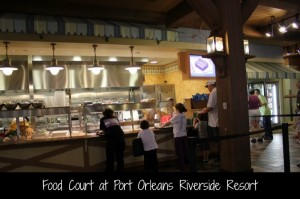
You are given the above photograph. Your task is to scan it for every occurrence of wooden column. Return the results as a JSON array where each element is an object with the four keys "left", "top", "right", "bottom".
[
  {"left": 187, "top": 0, "right": 260, "bottom": 171},
  {"left": 284, "top": 55, "right": 300, "bottom": 71},
  {"left": 215, "top": 0, "right": 251, "bottom": 172}
]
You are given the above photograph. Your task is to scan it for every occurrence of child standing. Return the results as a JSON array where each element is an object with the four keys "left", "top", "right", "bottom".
[
  {"left": 137, "top": 120, "right": 158, "bottom": 172},
  {"left": 161, "top": 103, "right": 188, "bottom": 172},
  {"left": 193, "top": 113, "right": 210, "bottom": 164}
]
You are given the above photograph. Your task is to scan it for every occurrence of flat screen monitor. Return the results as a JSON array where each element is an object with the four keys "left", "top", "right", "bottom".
[{"left": 189, "top": 54, "right": 216, "bottom": 78}]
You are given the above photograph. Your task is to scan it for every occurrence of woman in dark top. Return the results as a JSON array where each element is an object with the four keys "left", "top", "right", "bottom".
[{"left": 100, "top": 108, "right": 125, "bottom": 172}]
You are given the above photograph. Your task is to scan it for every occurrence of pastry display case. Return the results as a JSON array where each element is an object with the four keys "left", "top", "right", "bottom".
[{"left": 0, "top": 106, "right": 73, "bottom": 142}]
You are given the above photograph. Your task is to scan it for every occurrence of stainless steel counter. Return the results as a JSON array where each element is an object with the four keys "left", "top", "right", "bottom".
[{"left": 0, "top": 127, "right": 176, "bottom": 172}]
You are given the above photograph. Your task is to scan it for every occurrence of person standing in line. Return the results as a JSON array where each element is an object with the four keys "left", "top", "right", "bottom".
[
  {"left": 198, "top": 80, "right": 218, "bottom": 139},
  {"left": 293, "top": 116, "right": 300, "bottom": 143},
  {"left": 193, "top": 113, "right": 210, "bottom": 164},
  {"left": 161, "top": 103, "right": 188, "bottom": 172},
  {"left": 100, "top": 108, "right": 125, "bottom": 172},
  {"left": 198, "top": 80, "right": 219, "bottom": 164},
  {"left": 295, "top": 80, "right": 300, "bottom": 113},
  {"left": 293, "top": 81, "right": 300, "bottom": 140},
  {"left": 294, "top": 80, "right": 300, "bottom": 167},
  {"left": 248, "top": 90, "right": 261, "bottom": 131},
  {"left": 255, "top": 89, "right": 273, "bottom": 140},
  {"left": 137, "top": 120, "right": 158, "bottom": 172},
  {"left": 248, "top": 89, "right": 262, "bottom": 143},
  {"left": 295, "top": 81, "right": 300, "bottom": 139}
]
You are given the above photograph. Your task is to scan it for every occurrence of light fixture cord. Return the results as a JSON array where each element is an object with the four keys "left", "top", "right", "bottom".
[
  {"left": 51, "top": 43, "right": 56, "bottom": 60},
  {"left": 4, "top": 42, "right": 9, "bottom": 59},
  {"left": 130, "top": 46, "right": 134, "bottom": 66},
  {"left": 270, "top": 16, "right": 275, "bottom": 36},
  {"left": 93, "top": 44, "right": 97, "bottom": 63}
]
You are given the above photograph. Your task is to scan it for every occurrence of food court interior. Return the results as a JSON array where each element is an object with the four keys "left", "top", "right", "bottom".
[{"left": 0, "top": 0, "right": 300, "bottom": 172}]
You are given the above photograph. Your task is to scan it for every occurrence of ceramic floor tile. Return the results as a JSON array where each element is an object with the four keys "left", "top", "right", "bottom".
[{"left": 126, "top": 129, "right": 300, "bottom": 172}]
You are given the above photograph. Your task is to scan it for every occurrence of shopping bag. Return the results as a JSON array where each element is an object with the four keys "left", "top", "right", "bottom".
[{"left": 132, "top": 138, "right": 144, "bottom": 157}]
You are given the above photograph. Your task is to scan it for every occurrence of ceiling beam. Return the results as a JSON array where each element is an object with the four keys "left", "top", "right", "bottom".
[
  {"left": 186, "top": 0, "right": 222, "bottom": 30},
  {"left": 260, "top": 0, "right": 300, "bottom": 11},
  {"left": 241, "top": 0, "right": 260, "bottom": 24},
  {"left": 0, "top": 1, "right": 165, "bottom": 25},
  {"left": 277, "top": 0, "right": 300, "bottom": 6},
  {"left": 166, "top": 1, "right": 193, "bottom": 28}
]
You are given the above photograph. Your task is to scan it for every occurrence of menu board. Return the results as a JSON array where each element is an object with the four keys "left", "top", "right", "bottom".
[{"left": 189, "top": 54, "right": 216, "bottom": 78}]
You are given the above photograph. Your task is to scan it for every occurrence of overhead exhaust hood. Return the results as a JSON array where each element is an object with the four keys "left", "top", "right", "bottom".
[{"left": 32, "top": 61, "right": 143, "bottom": 89}]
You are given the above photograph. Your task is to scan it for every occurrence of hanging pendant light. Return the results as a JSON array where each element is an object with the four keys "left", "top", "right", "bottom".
[
  {"left": 0, "top": 42, "right": 18, "bottom": 76},
  {"left": 46, "top": 43, "right": 64, "bottom": 75},
  {"left": 88, "top": 44, "right": 104, "bottom": 75},
  {"left": 125, "top": 46, "right": 141, "bottom": 74}
]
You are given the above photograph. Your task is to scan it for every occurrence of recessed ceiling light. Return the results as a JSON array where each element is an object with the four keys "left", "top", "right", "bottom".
[
  {"left": 73, "top": 56, "right": 82, "bottom": 61},
  {"left": 150, "top": 60, "right": 158, "bottom": 64},
  {"left": 33, "top": 56, "right": 43, "bottom": 61},
  {"left": 141, "top": 58, "right": 149, "bottom": 62},
  {"left": 109, "top": 57, "right": 117, "bottom": 62}
]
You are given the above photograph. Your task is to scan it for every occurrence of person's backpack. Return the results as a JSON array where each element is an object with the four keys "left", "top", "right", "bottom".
[{"left": 132, "top": 138, "right": 144, "bottom": 157}]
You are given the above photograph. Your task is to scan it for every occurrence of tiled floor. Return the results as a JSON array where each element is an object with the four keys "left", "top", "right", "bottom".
[
  {"left": 250, "top": 127, "right": 300, "bottom": 172},
  {"left": 131, "top": 127, "right": 300, "bottom": 172}
]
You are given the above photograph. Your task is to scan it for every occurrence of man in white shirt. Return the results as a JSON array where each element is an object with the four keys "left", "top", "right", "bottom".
[
  {"left": 198, "top": 80, "right": 219, "bottom": 165},
  {"left": 198, "top": 80, "right": 219, "bottom": 138}
]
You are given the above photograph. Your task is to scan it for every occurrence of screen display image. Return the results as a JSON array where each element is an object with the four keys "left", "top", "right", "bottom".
[{"left": 189, "top": 54, "right": 216, "bottom": 77}]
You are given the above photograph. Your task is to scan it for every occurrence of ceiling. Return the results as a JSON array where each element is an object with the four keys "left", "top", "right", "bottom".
[
  {"left": 1, "top": 0, "right": 300, "bottom": 65},
  {"left": 4, "top": 41, "right": 181, "bottom": 66}
]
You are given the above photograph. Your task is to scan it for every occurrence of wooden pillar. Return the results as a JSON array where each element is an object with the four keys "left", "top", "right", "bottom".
[
  {"left": 284, "top": 55, "right": 300, "bottom": 71},
  {"left": 214, "top": 0, "right": 251, "bottom": 172},
  {"left": 187, "top": 0, "right": 260, "bottom": 171}
]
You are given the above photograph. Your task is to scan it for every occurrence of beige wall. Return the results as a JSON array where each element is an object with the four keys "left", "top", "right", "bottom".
[
  {"left": 144, "top": 71, "right": 215, "bottom": 103},
  {"left": 143, "top": 74, "right": 165, "bottom": 85}
]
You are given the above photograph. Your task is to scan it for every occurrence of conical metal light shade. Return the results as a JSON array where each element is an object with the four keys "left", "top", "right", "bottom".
[
  {"left": 0, "top": 42, "right": 18, "bottom": 76},
  {"left": 46, "top": 43, "right": 64, "bottom": 75},
  {"left": 125, "top": 46, "right": 141, "bottom": 74},
  {"left": 88, "top": 44, "right": 104, "bottom": 75}
]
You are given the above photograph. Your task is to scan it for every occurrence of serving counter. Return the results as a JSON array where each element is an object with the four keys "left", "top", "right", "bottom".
[
  {"left": 0, "top": 127, "right": 175, "bottom": 172},
  {"left": 0, "top": 102, "right": 177, "bottom": 172}
]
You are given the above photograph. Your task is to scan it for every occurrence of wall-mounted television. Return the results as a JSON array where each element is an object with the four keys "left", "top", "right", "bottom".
[{"left": 189, "top": 54, "right": 216, "bottom": 78}]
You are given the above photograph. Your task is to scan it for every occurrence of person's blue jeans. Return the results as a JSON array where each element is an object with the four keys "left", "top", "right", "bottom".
[{"left": 263, "top": 115, "right": 273, "bottom": 139}]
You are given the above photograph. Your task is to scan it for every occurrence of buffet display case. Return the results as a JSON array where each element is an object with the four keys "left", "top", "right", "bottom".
[
  {"left": 83, "top": 102, "right": 156, "bottom": 134},
  {"left": 0, "top": 106, "right": 73, "bottom": 142},
  {"left": 140, "top": 84, "right": 175, "bottom": 125},
  {"left": 141, "top": 84, "right": 175, "bottom": 105}
]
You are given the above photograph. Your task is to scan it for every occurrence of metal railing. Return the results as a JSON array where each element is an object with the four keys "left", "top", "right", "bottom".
[{"left": 188, "top": 114, "right": 298, "bottom": 172}]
